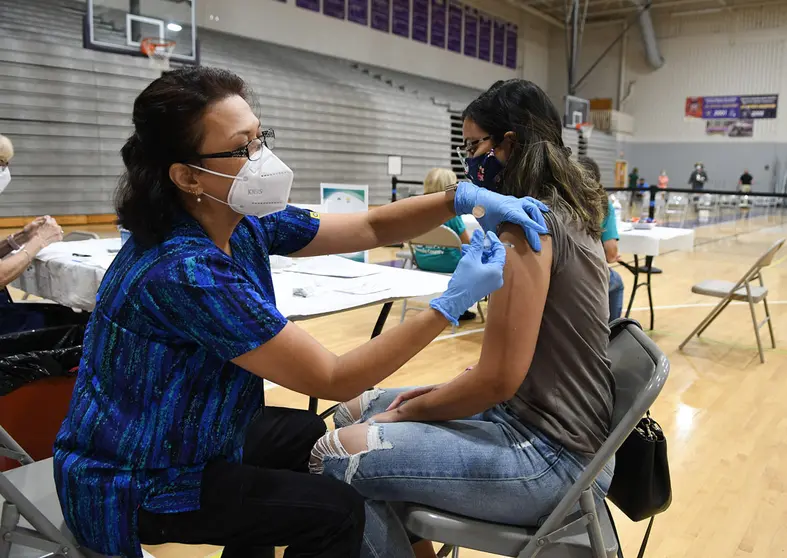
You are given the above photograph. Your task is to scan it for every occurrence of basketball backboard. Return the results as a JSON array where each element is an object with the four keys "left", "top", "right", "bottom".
[
  {"left": 564, "top": 95, "right": 590, "bottom": 128},
  {"left": 85, "top": 0, "right": 197, "bottom": 64}
]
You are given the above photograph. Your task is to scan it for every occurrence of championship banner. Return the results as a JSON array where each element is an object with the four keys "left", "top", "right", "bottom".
[{"left": 685, "top": 95, "right": 778, "bottom": 119}]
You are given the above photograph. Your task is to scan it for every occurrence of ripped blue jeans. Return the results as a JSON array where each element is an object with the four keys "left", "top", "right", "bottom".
[{"left": 314, "top": 388, "right": 614, "bottom": 558}]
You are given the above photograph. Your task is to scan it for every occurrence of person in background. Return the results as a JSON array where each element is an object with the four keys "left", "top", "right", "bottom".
[
  {"left": 738, "top": 169, "right": 753, "bottom": 193},
  {"left": 628, "top": 167, "right": 639, "bottom": 190},
  {"left": 412, "top": 168, "right": 475, "bottom": 321},
  {"left": 0, "top": 134, "right": 83, "bottom": 336},
  {"left": 637, "top": 177, "right": 649, "bottom": 190},
  {"left": 689, "top": 162, "right": 708, "bottom": 190},
  {"left": 580, "top": 156, "right": 624, "bottom": 321},
  {"left": 658, "top": 170, "right": 669, "bottom": 189}
]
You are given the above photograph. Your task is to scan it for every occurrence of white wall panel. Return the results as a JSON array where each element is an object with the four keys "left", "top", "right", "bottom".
[
  {"left": 198, "top": 0, "right": 550, "bottom": 91},
  {"left": 623, "top": 33, "right": 786, "bottom": 142},
  {"left": 552, "top": 7, "right": 787, "bottom": 144}
]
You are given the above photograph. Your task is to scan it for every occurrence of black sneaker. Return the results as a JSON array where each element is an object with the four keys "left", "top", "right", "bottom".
[{"left": 459, "top": 311, "right": 476, "bottom": 321}]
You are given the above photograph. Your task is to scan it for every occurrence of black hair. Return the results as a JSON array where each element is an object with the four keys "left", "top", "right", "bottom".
[
  {"left": 116, "top": 66, "right": 251, "bottom": 246},
  {"left": 578, "top": 155, "right": 601, "bottom": 183},
  {"left": 462, "top": 79, "right": 606, "bottom": 239}
]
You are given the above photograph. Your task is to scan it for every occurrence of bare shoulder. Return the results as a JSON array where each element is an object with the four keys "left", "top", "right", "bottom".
[{"left": 497, "top": 222, "right": 553, "bottom": 278}]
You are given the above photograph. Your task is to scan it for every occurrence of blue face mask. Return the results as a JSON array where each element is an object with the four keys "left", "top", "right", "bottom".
[{"left": 465, "top": 149, "right": 505, "bottom": 190}]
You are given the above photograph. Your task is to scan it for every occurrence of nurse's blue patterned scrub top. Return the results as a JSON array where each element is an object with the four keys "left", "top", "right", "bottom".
[{"left": 53, "top": 207, "right": 321, "bottom": 557}]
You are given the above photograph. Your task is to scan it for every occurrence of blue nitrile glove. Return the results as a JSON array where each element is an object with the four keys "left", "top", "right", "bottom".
[
  {"left": 454, "top": 181, "right": 550, "bottom": 252},
  {"left": 430, "top": 230, "right": 507, "bottom": 326}
]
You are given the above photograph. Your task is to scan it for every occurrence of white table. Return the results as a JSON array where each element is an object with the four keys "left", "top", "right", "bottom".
[
  {"left": 617, "top": 225, "right": 695, "bottom": 329},
  {"left": 617, "top": 224, "right": 695, "bottom": 257},
  {"left": 13, "top": 238, "right": 450, "bottom": 316},
  {"left": 13, "top": 238, "right": 452, "bottom": 414}
]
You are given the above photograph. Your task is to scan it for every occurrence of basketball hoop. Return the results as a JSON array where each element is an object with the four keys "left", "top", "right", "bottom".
[
  {"left": 576, "top": 122, "right": 594, "bottom": 140},
  {"left": 140, "top": 38, "right": 176, "bottom": 71}
]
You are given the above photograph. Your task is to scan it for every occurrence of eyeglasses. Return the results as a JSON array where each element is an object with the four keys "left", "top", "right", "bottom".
[
  {"left": 456, "top": 136, "right": 491, "bottom": 172},
  {"left": 197, "top": 129, "right": 275, "bottom": 162},
  {"left": 459, "top": 136, "right": 491, "bottom": 157}
]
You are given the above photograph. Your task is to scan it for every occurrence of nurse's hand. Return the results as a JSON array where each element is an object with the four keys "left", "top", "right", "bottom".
[
  {"left": 454, "top": 181, "right": 549, "bottom": 252},
  {"left": 429, "top": 230, "right": 506, "bottom": 326}
]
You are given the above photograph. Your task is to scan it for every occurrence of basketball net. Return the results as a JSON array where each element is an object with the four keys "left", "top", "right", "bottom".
[
  {"left": 140, "top": 38, "right": 176, "bottom": 71},
  {"left": 575, "top": 122, "right": 594, "bottom": 141}
]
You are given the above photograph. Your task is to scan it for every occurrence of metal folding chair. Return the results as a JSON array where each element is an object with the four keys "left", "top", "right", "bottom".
[
  {"left": 402, "top": 319, "right": 670, "bottom": 557},
  {"left": 401, "top": 226, "right": 484, "bottom": 327},
  {"left": 679, "top": 238, "right": 785, "bottom": 363},
  {"left": 0, "top": 427, "right": 100, "bottom": 558},
  {"left": 663, "top": 195, "right": 689, "bottom": 227}
]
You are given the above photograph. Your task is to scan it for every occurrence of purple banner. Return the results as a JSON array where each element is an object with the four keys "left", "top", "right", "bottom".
[
  {"left": 447, "top": 1, "right": 461, "bottom": 52},
  {"left": 464, "top": 7, "right": 477, "bottom": 58},
  {"left": 505, "top": 23, "right": 517, "bottom": 69},
  {"left": 478, "top": 14, "right": 491, "bottom": 61},
  {"left": 296, "top": 0, "right": 320, "bottom": 11},
  {"left": 348, "top": 0, "right": 368, "bottom": 24},
  {"left": 700, "top": 94, "right": 778, "bottom": 119},
  {"left": 493, "top": 20, "right": 505, "bottom": 65},
  {"left": 371, "top": 0, "right": 390, "bottom": 31},
  {"left": 430, "top": 0, "right": 446, "bottom": 48},
  {"left": 412, "top": 0, "right": 428, "bottom": 43},
  {"left": 324, "top": 0, "right": 346, "bottom": 19},
  {"left": 392, "top": 0, "right": 409, "bottom": 37}
]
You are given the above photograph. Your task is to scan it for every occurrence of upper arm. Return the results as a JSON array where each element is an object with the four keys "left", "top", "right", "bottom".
[
  {"left": 476, "top": 223, "right": 552, "bottom": 397},
  {"left": 459, "top": 229, "right": 472, "bottom": 244},
  {"left": 603, "top": 239, "right": 619, "bottom": 263},
  {"left": 291, "top": 212, "right": 376, "bottom": 257}
]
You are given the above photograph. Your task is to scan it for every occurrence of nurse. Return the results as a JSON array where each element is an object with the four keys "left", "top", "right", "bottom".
[{"left": 54, "top": 67, "right": 549, "bottom": 558}]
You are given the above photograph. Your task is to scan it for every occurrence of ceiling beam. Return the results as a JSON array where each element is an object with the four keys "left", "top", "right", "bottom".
[
  {"left": 589, "top": 0, "right": 781, "bottom": 17},
  {"left": 504, "top": 0, "right": 566, "bottom": 27}
]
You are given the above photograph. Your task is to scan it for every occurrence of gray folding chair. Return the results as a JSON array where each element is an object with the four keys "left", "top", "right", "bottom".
[
  {"left": 0, "top": 426, "right": 101, "bottom": 558},
  {"left": 403, "top": 319, "right": 670, "bottom": 557},
  {"left": 401, "top": 225, "right": 485, "bottom": 325},
  {"left": 679, "top": 238, "right": 785, "bottom": 363}
]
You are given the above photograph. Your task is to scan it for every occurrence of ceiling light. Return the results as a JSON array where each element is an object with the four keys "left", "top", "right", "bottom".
[{"left": 167, "top": 22, "right": 183, "bottom": 32}]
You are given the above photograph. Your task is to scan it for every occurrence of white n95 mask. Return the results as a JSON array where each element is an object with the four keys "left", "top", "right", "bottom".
[
  {"left": 0, "top": 166, "right": 10, "bottom": 196},
  {"left": 188, "top": 146, "right": 293, "bottom": 217}
]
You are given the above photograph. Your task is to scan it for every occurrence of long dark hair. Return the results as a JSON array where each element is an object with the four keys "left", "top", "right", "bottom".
[
  {"left": 463, "top": 80, "right": 607, "bottom": 239},
  {"left": 116, "top": 67, "right": 251, "bottom": 246}
]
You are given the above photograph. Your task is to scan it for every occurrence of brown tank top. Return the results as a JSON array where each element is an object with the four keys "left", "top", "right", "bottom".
[{"left": 505, "top": 209, "right": 614, "bottom": 455}]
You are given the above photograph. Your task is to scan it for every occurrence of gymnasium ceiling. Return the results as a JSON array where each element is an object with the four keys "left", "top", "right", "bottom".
[{"left": 508, "top": 0, "right": 784, "bottom": 24}]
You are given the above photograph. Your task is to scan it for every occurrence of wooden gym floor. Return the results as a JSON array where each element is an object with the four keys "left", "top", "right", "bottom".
[{"left": 5, "top": 211, "right": 787, "bottom": 558}]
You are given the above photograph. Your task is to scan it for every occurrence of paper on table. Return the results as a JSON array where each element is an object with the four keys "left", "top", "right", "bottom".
[
  {"left": 282, "top": 255, "right": 382, "bottom": 278},
  {"left": 333, "top": 280, "right": 392, "bottom": 296}
]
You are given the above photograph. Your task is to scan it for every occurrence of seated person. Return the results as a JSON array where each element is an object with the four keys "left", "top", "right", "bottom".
[
  {"left": 578, "top": 156, "right": 623, "bottom": 321},
  {"left": 311, "top": 79, "right": 614, "bottom": 558},
  {"left": 0, "top": 134, "right": 86, "bottom": 336},
  {"left": 412, "top": 168, "right": 475, "bottom": 321}
]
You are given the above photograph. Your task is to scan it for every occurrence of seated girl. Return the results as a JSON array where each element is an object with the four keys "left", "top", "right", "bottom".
[
  {"left": 310, "top": 79, "right": 614, "bottom": 558},
  {"left": 412, "top": 168, "right": 475, "bottom": 321}
]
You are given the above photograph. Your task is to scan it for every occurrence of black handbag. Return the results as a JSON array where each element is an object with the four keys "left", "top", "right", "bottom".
[{"left": 606, "top": 411, "right": 672, "bottom": 558}]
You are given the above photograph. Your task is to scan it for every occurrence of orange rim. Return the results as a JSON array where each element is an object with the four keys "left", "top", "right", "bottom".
[{"left": 140, "top": 38, "right": 176, "bottom": 56}]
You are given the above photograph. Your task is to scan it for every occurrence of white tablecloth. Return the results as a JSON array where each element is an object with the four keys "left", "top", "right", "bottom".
[
  {"left": 12, "top": 239, "right": 451, "bottom": 317},
  {"left": 618, "top": 226, "right": 695, "bottom": 257}
]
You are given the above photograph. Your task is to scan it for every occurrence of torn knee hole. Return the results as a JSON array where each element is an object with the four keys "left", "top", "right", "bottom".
[{"left": 309, "top": 425, "right": 392, "bottom": 483}]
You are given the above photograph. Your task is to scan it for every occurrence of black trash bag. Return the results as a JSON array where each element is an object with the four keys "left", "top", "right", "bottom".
[
  {"left": 0, "top": 325, "right": 85, "bottom": 357},
  {"left": 0, "top": 325, "right": 85, "bottom": 397}
]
